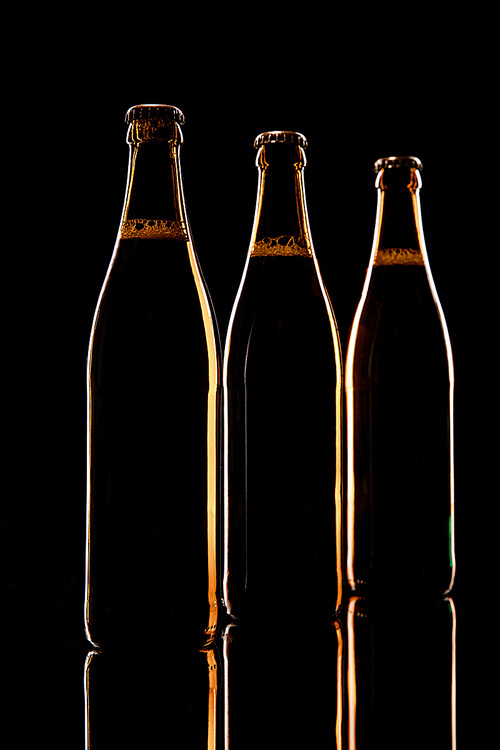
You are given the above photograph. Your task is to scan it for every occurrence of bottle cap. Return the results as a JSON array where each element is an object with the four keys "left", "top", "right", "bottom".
[
  {"left": 254, "top": 131, "right": 308, "bottom": 149},
  {"left": 374, "top": 156, "right": 423, "bottom": 172},
  {"left": 125, "top": 104, "right": 185, "bottom": 125}
]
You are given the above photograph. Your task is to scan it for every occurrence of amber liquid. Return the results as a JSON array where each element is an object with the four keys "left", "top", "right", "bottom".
[
  {"left": 86, "top": 238, "right": 219, "bottom": 648},
  {"left": 224, "top": 255, "right": 342, "bottom": 623},
  {"left": 347, "top": 264, "right": 454, "bottom": 597}
]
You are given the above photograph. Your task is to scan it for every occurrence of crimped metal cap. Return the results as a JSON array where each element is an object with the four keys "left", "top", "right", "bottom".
[
  {"left": 254, "top": 131, "right": 308, "bottom": 149},
  {"left": 125, "top": 104, "right": 185, "bottom": 125},
  {"left": 374, "top": 155, "right": 423, "bottom": 172}
]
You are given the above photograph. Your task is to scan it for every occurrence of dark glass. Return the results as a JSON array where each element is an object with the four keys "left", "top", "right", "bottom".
[
  {"left": 223, "top": 132, "right": 343, "bottom": 625},
  {"left": 346, "top": 156, "right": 455, "bottom": 598},
  {"left": 85, "top": 105, "right": 221, "bottom": 649}
]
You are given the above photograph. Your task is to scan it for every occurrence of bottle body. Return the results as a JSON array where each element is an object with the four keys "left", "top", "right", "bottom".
[
  {"left": 346, "top": 157, "right": 455, "bottom": 598},
  {"left": 223, "top": 133, "right": 343, "bottom": 624},
  {"left": 85, "top": 107, "right": 220, "bottom": 648}
]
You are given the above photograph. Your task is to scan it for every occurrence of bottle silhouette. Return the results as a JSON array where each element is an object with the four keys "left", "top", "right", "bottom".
[
  {"left": 85, "top": 104, "right": 221, "bottom": 649},
  {"left": 223, "top": 131, "right": 343, "bottom": 625},
  {"left": 346, "top": 156, "right": 455, "bottom": 598}
]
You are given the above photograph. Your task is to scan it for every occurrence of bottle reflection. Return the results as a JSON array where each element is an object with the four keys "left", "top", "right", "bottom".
[
  {"left": 83, "top": 600, "right": 457, "bottom": 748},
  {"left": 84, "top": 642, "right": 220, "bottom": 749},
  {"left": 347, "top": 596, "right": 456, "bottom": 750},
  {"left": 223, "top": 619, "right": 344, "bottom": 749}
]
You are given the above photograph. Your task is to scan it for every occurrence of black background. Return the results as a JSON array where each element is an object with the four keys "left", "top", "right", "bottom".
[{"left": 3, "top": 11, "right": 496, "bottom": 747}]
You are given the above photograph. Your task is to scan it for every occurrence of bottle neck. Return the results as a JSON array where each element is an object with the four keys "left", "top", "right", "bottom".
[
  {"left": 371, "top": 165, "right": 427, "bottom": 267},
  {"left": 119, "top": 120, "right": 189, "bottom": 242},
  {"left": 250, "top": 141, "right": 313, "bottom": 258}
]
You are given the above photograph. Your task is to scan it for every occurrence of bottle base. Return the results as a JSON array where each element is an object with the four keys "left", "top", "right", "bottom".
[{"left": 347, "top": 577, "right": 455, "bottom": 602}]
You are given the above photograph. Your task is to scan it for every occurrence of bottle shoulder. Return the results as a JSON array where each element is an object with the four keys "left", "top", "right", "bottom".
[
  {"left": 230, "top": 255, "right": 334, "bottom": 313},
  {"left": 355, "top": 265, "right": 447, "bottom": 327},
  {"left": 94, "top": 239, "right": 208, "bottom": 310},
  {"left": 347, "top": 266, "right": 453, "bottom": 380},
  {"left": 224, "top": 256, "right": 341, "bottom": 376},
  {"left": 89, "top": 238, "right": 219, "bottom": 359}
]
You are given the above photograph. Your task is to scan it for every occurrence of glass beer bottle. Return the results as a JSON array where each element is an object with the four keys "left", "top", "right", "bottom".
[
  {"left": 223, "top": 131, "right": 343, "bottom": 625},
  {"left": 346, "top": 156, "right": 455, "bottom": 598},
  {"left": 85, "top": 105, "right": 221, "bottom": 649}
]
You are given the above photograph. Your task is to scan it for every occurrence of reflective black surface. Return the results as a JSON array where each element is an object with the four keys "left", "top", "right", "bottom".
[
  {"left": 1, "top": 571, "right": 494, "bottom": 748},
  {"left": 85, "top": 644, "right": 218, "bottom": 747},
  {"left": 346, "top": 597, "right": 456, "bottom": 749},
  {"left": 223, "top": 617, "right": 343, "bottom": 748}
]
